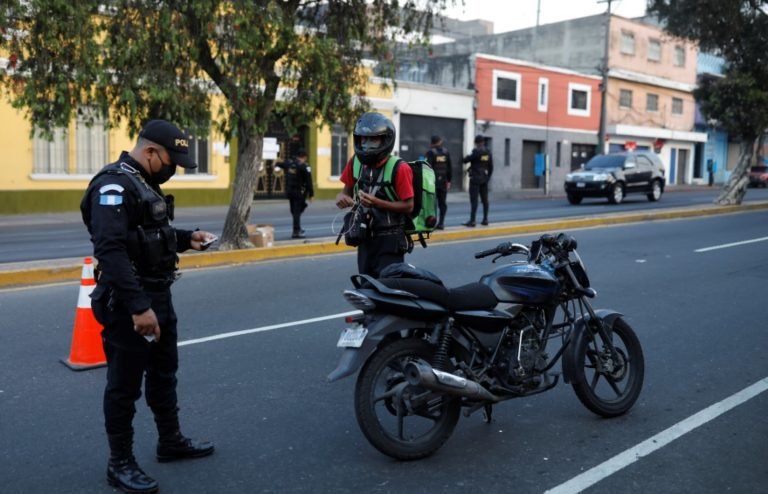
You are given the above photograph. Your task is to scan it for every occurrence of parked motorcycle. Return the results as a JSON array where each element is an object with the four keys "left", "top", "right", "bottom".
[{"left": 328, "top": 233, "right": 644, "bottom": 460}]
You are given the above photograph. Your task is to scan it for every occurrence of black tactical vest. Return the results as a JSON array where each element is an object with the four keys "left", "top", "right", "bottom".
[{"left": 85, "top": 162, "right": 178, "bottom": 281}]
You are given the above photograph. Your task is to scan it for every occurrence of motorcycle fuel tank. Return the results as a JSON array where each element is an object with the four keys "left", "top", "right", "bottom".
[{"left": 480, "top": 261, "right": 560, "bottom": 304}]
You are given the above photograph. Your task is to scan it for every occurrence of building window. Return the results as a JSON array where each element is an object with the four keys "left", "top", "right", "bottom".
[
  {"left": 646, "top": 93, "right": 659, "bottom": 112},
  {"left": 492, "top": 69, "right": 521, "bottom": 108},
  {"left": 33, "top": 127, "right": 69, "bottom": 174},
  {"left": 568, "top": 83, "right": 591, "bottom": 117},
  {"left": 75, "top": 113, "right": 109, "bottom": 175},
  {"left": 619, "top": 89, "right": 633, "bottom": 109},
  {"left": 331, "top": 123, "right": 348, "bottom": 176},
  {"left": 538, "top": 77, "right": 549, "bottom": 112},
  {"left": 648, "top": 38, "right": 661, "bottom": 62},
  {"left": 674, "top": 45, "right": 686, "bottom": 67},
  {"left": 672, "top": 97, "right": 684, "bottom": 115},
  {"left": 185, "top": 135, "right": 209, "bottom": 174},
  {"left": 621, "top": 31, "right": 635, "bottom": 55}
]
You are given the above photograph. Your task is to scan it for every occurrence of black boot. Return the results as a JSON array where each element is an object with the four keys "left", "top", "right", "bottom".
[
  {"left": 157, "top": 431, "right": 215, "bottom": 462},
  {"left": 481, "top": 217, "right": 489, "bottom": 226},
  {"left": 291, "top": 230, "right": 305, "bottom": 239},
  {"left": 107, "top": 433, "right": 159, "bottom": 494}
]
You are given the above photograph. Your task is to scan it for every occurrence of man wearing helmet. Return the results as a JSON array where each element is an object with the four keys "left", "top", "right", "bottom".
[{"left": 335, "top": 112, "right": 414, "bottom": 277}]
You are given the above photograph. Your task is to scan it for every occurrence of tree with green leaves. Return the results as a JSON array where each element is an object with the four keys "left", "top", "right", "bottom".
[
  {"left": 648, "top": 0, "right": 768, "bottom": 205},
  {"left": 0, "top": 0, "right": 455, "bottom": 248}
]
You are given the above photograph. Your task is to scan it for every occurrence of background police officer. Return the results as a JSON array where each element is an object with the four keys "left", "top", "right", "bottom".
[
  {"left": 81, "top": 119, "right": 217, "bottom": 494},
  {"left": 462, "top": 134, "right": 494, "bottom": 227},
  {"left": 425, "top": 135, "right": 452, "bottom": 229},
  {"left": 335, "top": 112, "right": 414, "bottom": 277},
  {"left": 277, "top": 148, "right": 314, "bottom": 238}
]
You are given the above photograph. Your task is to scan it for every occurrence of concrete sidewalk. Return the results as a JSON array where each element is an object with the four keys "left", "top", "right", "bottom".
[{"left": 2, "top": 197, "right": 767, "bottom": 289}]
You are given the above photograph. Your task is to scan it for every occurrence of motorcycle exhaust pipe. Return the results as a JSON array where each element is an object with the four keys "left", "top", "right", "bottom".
[{"left": 404, "top": 361, "right": 500, "bottom": 403}]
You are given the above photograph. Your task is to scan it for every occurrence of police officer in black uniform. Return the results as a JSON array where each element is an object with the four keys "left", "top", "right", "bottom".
[
  {"left": 81, "top": 119, "right": 217, "bottom": 494},
  {"left": 277, "top": 148, "right": 314, "bottom": 238},
  {"left": 425, "top": 135, "right": 452, "bottom": 229},
  {"left": 462, "top": 134, "right": 494, "bottom": 227}
]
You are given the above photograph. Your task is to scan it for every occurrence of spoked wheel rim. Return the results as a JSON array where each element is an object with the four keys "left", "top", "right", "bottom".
[
  {"left": 571, "top": 318, "right": 644, "bottom": 417},
  {"left": 611, "top": 184, "right": 624, "bottom": 204},
  {"left": 354, "top": 338, "right": 460, "bottom": 460},
  {"left": 370, "top": 356, "right": 453, "bottom": 442},
  {"left": 650, "top": 182, "right": 662, "bottom": 200}
]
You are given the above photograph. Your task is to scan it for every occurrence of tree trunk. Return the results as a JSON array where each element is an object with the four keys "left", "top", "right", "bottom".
[
  {"left": 714, "top": 137, "right": 755, "bottom": 205},
  {"left": 219, "top": 127, "right": 263, "bottom": 250}
]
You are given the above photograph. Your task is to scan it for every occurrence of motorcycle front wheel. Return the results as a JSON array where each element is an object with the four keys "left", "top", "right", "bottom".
[
  {"left": 571, "top": 317, "right": 645, "bottom": 417},
  {"left": 354, "top": 337, "right": 461, "bottom": 460}
]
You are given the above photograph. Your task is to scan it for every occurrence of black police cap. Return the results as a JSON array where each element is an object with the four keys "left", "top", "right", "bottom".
[{"left": 139, "top": 119, "right": 197, "bottom": 169}]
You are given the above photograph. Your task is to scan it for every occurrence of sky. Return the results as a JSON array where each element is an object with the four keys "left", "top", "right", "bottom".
[{"left": 442, "top": 0, "right": 649, "bottom": 33}]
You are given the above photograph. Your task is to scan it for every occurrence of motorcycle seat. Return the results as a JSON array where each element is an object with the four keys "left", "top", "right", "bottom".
[{"left": 378, "top": 278, "right": 497, "bottom": 312}]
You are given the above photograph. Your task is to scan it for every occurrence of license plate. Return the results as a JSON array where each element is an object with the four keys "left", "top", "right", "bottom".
[
  {"left": 337, "top": 327, "right": 368, "bottom": 348},
  {"left": 577, "top": 182, "right": 586, "bottom": 188}
]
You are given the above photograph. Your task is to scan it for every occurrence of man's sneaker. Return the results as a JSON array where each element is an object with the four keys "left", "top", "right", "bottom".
[
  {"left": 462, "top": 221, "right": 476, "bottom": 227},
  {"left": 435, "top": 223, "right": 444, "bottom": 230},
  {"left": 291, "top": 232, "right": 305, "bottom": 239}
]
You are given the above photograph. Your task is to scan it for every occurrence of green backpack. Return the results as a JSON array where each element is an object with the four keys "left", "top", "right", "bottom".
[{"left": 353, "top": 156, "right": 437, "bottom": 247}]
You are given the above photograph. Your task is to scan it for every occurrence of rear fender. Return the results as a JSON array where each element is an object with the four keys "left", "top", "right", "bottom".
[
  {"left": 327, "top": 313, "right": 433, "bottom": 383},
  {"left": 562, "top": 309, "right": 623, "bottom": 384}
]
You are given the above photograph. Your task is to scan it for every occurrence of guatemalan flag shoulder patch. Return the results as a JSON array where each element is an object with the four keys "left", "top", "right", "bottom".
[{"left": 98, "top": 183, "right": 125, "bottom": 206}]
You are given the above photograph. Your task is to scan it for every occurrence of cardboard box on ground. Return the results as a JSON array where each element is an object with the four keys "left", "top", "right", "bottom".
[{"left": 246, "top": 224, "right": 274, "bottom": 248}]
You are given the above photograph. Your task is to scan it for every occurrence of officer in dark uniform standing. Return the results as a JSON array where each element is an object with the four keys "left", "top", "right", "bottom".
[
  {"left": 81, "top": 119, "right": 217, "bottom": 494},
  {"left": 425, "top": 135, "right": 452, "bottom": 229},
  {"left": 277, "top": 148, "right": 314, "bottom": 238},
  {"left": 462, "top": 134, "right": 494, "bottom": 227}
]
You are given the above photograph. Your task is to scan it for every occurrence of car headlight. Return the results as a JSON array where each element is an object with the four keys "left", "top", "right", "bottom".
[
  {"left": 592, "top": 173, "right": 613, "bottom": 182},
  {"left": 565, "top": 173, "right": 574, "bottom": 181}
]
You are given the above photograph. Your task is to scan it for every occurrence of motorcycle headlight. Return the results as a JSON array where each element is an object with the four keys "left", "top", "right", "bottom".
[{"left": 343, "top": 290, "right": 376, "bottom": 311}]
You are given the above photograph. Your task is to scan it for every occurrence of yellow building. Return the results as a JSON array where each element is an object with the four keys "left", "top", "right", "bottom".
[{"left": 0, "top": 61, "right": 394, "bottom": 214}]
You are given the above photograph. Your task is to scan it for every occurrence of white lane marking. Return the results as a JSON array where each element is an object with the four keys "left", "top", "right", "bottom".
[
  {"left": 544, "top": 376, "right": 768, "bottom": 494},
  {"left": 177, "top": 310, "right": 359, "bottom": 346},
  {"left": 695, "top": 236, "right": 768, "bottom": 252}
]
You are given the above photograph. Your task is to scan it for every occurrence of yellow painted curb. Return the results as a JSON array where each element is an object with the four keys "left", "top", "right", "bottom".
[{"left": 3, "top": 201, "right": 767, "bottom": 289}]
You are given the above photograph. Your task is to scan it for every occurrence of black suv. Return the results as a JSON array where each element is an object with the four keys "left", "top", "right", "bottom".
[{"left": 564, "top": 151, "right": 666, "bottom": 204}]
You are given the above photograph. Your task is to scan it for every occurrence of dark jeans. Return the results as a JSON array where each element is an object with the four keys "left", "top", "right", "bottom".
[
  {"left": 288, "top": 194, "right": 307, "bottom": 232},
  {"left": 468, "top": 182, "right": 489, "bottom": 221},
  {"left": 357, "top": 231, "right": 408, "bottom": 277},
  {"left": 436, "top": 185, "right": 448, "bottom": 224},
  {"left": 93, "top": 288, "right": 179, "bottom": 436}
]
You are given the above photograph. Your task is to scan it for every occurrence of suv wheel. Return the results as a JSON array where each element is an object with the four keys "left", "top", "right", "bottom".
[
  {"left": 647, "top": 180, "right": 663, "bottom": 202},
  {"left": 567, "top": 193, "right": 583, "bottom": 205},
  {"left": 608, "top": 183, "right": 625, "bottom": 204}
]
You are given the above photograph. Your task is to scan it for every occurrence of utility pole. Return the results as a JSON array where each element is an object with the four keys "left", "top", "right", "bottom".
[{"left": 597, "top": 0, "right": 612, "bottom": 155}]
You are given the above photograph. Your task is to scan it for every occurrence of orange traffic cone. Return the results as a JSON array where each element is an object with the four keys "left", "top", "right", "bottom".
[{"left": 61, "top": 257, "right": 107, "bottom": 371}]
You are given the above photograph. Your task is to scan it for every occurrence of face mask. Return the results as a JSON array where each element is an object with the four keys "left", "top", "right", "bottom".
[
  {"left": 152, "top": 163, "right": 176, "bottom": 185},
  {"left": 150, "top": 149, "right": 177, "bottom": 185}
]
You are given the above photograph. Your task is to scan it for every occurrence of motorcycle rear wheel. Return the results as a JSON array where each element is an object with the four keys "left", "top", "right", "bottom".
[
  {"left": 354, "top": 337, "right": 461, "bottom": 460},
  {"left": 571, "top": 317, "right": 644, "bottom": 417}
]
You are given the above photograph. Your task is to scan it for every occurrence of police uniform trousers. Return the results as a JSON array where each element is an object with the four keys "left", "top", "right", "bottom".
[
  {"left": 287, "top": 193, "right": 307, "bottom": 233},
  {"left": 436, "top": 183, "right": 448, "bottom": 224},
  {"left": 468, "top": 181, "right": 489, "bottom": 222},
  {"left": 93, "top": 287, "right": 179, "bottom": 436},
  {"left": 357, "top": 230, "right": 408, "bottom": 278}
]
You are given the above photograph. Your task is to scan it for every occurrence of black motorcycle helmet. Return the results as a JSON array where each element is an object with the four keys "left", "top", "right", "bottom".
[{"left": 353, "top": 112, "right": 396, "bottom": 165}]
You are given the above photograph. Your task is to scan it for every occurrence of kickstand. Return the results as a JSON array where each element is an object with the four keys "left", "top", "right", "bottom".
[{"left": 482, "top": 404, "right": 493, "bottom": 424}]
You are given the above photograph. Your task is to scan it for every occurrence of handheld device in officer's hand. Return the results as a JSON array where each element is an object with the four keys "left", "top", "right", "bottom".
[{"left": 200, "top": 236, "right": 219, "bottom": 250}]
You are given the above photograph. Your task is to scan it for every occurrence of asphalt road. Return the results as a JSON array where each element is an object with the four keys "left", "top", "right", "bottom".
[
  {"left": 1, "top": 210, "right": 766, "bottom": 493},
  {"left": 2, "top": 186, "right": 768, "bottom": 264}
]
